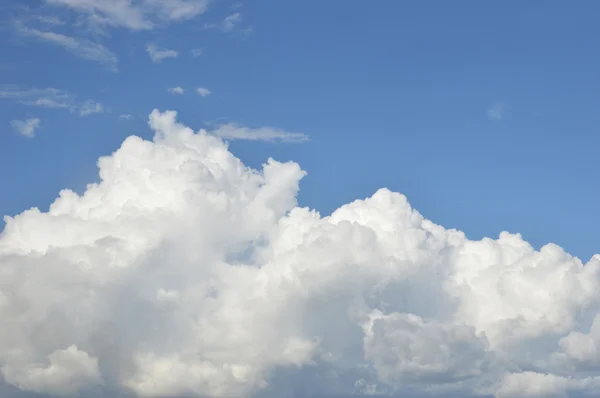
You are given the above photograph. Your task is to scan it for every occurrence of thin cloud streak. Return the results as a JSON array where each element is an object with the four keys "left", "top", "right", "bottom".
[
  {"left": 211, "top": 123, "right": 309, "bottom": 143},
  {"left": 16, "top": 23, "right": 118, "bottom": 72},
  {"left": 0, "top": 85, "right": 106, "bottom": 117}
]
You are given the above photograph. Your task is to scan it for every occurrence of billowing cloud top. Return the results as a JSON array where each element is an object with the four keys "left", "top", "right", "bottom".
[{"left": 1, "top": 110, "right": 600, "bottom": 398}]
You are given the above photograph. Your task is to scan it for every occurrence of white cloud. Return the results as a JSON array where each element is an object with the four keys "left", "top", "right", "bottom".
[
  {"left": 46, "top": 0, "right": 210, "bottom": 31},
  {"left": 488, "top": 102, "right": 505, "bottom": 121},
  {"left": 35, "top": 15, "right": 65, "bottom": 26},
  {"left": 222, "top": 12, "right": 242, "bottom": 31},
  {"left": 119, "top": 114, "right": 133, "bottom": 120},
  {"left": 190, "top": 48, "right": 203, "bottom": 57},
  {"left": 211, "top": 123, "right": 309, "bottom": 143},
  {"left": 10, "top": 118, "right": 40, "bottom": 138},
  {"left": 79, "top": 100, "right": 104, "bottom": 116},
  {"left": 146, "top": 44, "right": 179, "bottom": 63},
  {"left": 3, "top": 345, "right": 102, "bottom": 396},
  {"left": 493, "top": 372, "right": 600, "bottom": 398},
  {"left": 168, "top": 86, "right": 185, "bottom": 95},
  {"left": 1, "top": 86, "right": 72, "bottom": 108},
  {"left": 17, "top": 23, "right": 118, "bottom": 72},
  {"left": 0, "top": 85, "right": 105, "bottom": 117},
  {"left": 30, "top": 97, "right": 71, "bottom": 108},
  {"left": 204, "top": 12, "right": 250, "bottom": 33},
  {"left": 196, "top": 87, "right": 211, "bottom": 97},
  {"left": 1, "top": 109, "right": 600, "bottom": 398}
]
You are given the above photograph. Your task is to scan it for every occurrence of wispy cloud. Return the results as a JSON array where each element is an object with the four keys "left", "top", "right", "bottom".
[
  {"left": 10, "top": 118, "right": 40, "bottom": 138},
  {"left": 16, "top": 23, "right": 118, "bottom": 72},
  {"left": 0, "top": 86, "right": 73, "bottom": 108},
  {"left": 211, "top": 123, "right": 309, "bottom": 143},
  {"left": 0, "top": 85, "right": 105, "bottom": 117},
  {"left": 35, "top": 15, "right": 65, "bottom": 26},
  {"left": 488, "top": 102, "right": 505, "bottom": 121},
  {"left": 190, "top": 48, "right": 203, "bottom": 57},
  {"left": 196, "top": 87, "right": 211, "bottom": 97},
  {"left": 119, "top": 114, "right": 133, "bottom": 120},
  {"left": 204, "top": 12, "right": 251, "bottom": 33},
  {"left": 222, "top": 12, "right": 242, "bottom": 31},
  {"left": 46, "top": 0, "right": 210, "bottom": 31},
  {"left": 168, "top": 86, "right": 185, "bottom": 95},
  {"left": 31, "top": 98, "right": 70, "bottom": 108},
  {"left": 146, "top": 44, "right": 178, "bottom": 63},
  {"left": 79, "top": 100, "right": 104, "bottom": 116}
]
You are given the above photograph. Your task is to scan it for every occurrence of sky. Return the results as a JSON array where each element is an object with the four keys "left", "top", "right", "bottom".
[{"left": 1, "top": 1, "right": 600, "bottom": 398}]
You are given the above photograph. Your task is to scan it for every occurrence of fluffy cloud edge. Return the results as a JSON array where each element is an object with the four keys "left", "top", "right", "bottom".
[{"left": 1, "top": 109, "right": 599, "bottom": 398}]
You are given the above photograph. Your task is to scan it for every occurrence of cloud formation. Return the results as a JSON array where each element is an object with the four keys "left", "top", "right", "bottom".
[
  {"left": 1, "top": 110, "right": 600, "bottom": 398},
  {"left": 212, "top": 123, "right": 309, "bottom": 143},
  {"left": 16, "top": 23, "right": 118, "bottom": 72},
  {"left": 168, "top": 87, "right": 185, "bottom": 95},
  {"left": 146, "top": 44, "right": 179, "bottom": 63},
  {"left": 79, "top": 100, "right": 104, "bottom": 116},
  {"left": 0, "top": 86, "right": 71, "bottom": 108},
  {"left": 0, "top": 85, "right": 105, "bottom": 117},
  {"left": 190, "top": 48, "right": 203, "bottom": 57},
  {"left": 45, "top": 0, "right": 210, "bottom": 31},
  {"left": 204, "top": 11, "right": 250, "bottom": 33},
  {"left": 10, "top": 118, "right": 40, "bottom": 138},
  {"left": 196, "top": 87, "right": 211, "bottom": 97},
  {"left": 222, "top": 12, "right": 242, "bottom": 31}
]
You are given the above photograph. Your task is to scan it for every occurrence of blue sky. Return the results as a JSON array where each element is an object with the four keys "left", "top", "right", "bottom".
[{"left": 1, "top": 0, "right": 599, "bottom": 262}]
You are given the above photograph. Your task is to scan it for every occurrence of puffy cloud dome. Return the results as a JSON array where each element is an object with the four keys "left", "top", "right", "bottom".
[{"left": 1, "top": 110, "right": 599, "bottom": 398}]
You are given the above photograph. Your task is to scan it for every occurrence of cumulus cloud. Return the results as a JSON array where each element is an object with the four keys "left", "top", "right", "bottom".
[
  {"left": 196, "top": 87, "right": 211, "bottom": 97},
  {"left": 46, "top": 0, "right": 210, "bottom": 31},
  {"left": 488, "top": 102, "right": 505, "bottom": 121},
  {"left": 211, "top": 123, "right": 309, "bottom": 143},
  {"left": 1, "top": 109, "right": 600, "bottom": 398},
  {"left": 168, "top": 86, "right": 185, "bottom": 95},
  {"left": 10, "top": 118, "right": 40, "bottom": 138},
  {"left": 16, "top": 23, "right": 118, "bottom": 72},
  {"left": 146, "top": 44, "right": 178, "bottom": 63}
]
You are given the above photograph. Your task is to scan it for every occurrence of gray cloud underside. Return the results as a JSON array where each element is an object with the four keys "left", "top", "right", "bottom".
[{"left": 1, "top": 110, "right": 599, "bottom": 398}]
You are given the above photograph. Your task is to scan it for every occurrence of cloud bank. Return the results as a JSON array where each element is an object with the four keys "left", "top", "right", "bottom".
[{"left": 1, "top": 110, "right": 599, "bottom": 398}]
